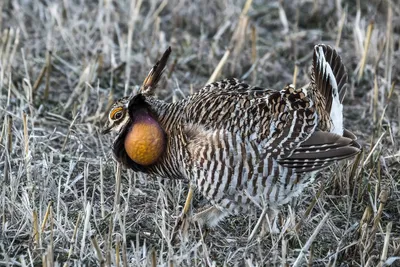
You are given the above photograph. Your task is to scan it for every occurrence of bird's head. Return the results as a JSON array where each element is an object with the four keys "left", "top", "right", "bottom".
[
  {"left": 102, "top": 47, "right": 172, "bottom": 167},
  {"left": 101, "top": 96, "right": 130, "bottom": 134},
  {"left": 102, "top": 46, "right": 171, "bottom": 135}
]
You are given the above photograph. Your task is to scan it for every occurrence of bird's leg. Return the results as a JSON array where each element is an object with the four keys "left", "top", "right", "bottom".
[
  {"left": 248, "top": 207, "right": 269, "bottom": 241},
  {"left": 192, "top": 205, "right": 227, "bottom": 240},
  {"left": 261, "top": 208, "right": 280, "bottom": 235},
  {"left": 192, "top": 205, "right": 227, "bottom": 228},
  {"left": 248, "top": 207, "right": 280, "bottom": 242},
  {"left": 172, "top": 184, "right": 194, "bottom": 241}
]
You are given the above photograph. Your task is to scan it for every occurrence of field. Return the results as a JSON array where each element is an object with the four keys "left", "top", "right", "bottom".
[{"left": 0, "top": 0, "right": 399, "bottom": 266}]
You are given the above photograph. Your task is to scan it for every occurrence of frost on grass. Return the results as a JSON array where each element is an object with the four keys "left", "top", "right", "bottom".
[{"left": 0, "top": 0, "right": 399, "bottom": 266}]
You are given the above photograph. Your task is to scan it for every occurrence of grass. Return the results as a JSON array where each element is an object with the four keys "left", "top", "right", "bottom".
[{"left": 0, "top": 0, "right": 399, "bottom": 266}]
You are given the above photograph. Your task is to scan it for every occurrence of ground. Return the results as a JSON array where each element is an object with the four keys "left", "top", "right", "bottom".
[{"left": 0, "top": 0, "right": 399, "bottom": 266}]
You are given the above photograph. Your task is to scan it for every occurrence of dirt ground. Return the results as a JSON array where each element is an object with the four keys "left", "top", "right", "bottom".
[{"left": 0, "top": 0, "right": 399, "bottom": 266}]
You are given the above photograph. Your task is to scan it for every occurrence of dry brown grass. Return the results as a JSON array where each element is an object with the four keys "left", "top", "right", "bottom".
[{"left": 0, "top": 0, "right": 399, "bottom": 266}]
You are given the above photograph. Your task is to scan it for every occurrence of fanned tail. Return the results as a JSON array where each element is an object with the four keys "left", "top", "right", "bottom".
[
  {"left": 278, "top": 45, "right": 361, "bottom": 172},
  {"left": 312, "top": 44, "right": 348, "bottom": 135}
]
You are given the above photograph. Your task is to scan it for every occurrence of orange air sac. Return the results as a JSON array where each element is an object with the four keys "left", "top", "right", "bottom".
[{"left": 124, "top": 114, "right": 165, "bottom": 166}]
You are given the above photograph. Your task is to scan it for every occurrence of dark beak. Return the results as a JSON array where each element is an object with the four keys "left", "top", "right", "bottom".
[{"left": 101, "top": 126, "right": 112, "bottom": 134}]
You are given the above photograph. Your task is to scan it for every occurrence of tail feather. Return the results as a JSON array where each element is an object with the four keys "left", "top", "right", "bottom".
[
  {"left": 312, "top": 44, "right": 348, "bottom": 135},
  {"left": 278, "top": 45, "right": 361, "bottom": 173}
]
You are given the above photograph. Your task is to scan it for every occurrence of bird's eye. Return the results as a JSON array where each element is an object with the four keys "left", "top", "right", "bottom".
[
  {"left": 110, "top": 107, "right": 124, "bottom": 121},
  {"left": 113, "top": 111, "right": 123, "bottom": 120}
]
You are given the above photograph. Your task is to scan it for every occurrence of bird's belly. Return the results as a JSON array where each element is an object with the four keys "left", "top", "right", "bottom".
[{"left": 191, "top": 158, "right": 318, "bottom": 215}]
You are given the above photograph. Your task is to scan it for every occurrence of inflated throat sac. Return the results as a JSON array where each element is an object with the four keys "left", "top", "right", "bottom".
[{"left": 124, "top": 113, "right": 166, "bottom": 166}]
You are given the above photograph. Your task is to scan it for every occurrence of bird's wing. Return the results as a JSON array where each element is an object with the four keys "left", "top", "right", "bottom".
[
  {"left": 183, "top": 82, "right": 316, "bottom": 164},
  {"left": 277, "top": 131, "right": 361, "bottom": 173},
  {"left": 184, "top": 81, "right": 359, "bottom": 176}
]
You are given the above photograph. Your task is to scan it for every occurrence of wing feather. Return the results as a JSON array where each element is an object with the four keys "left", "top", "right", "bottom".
[{"left": 277, "top": 131, "right": 360, "bottom": 173}]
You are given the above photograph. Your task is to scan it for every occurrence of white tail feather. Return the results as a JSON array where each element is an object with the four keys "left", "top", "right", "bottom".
[{"left": 315, "top": 46, "right": 344, "bottom": 136}]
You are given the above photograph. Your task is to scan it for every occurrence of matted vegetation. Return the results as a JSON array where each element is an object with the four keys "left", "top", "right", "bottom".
[{"left": 0, "top": 0, "right": 399, "bottom": 266}]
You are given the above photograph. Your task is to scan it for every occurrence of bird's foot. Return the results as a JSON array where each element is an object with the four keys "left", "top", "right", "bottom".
[
  {"left": 171, "top": 186, "right": 194, "bottom": 243},
  {"left": 248, "top": 208, "right": 280, "bottom": 242},
  {"left": 171, "top": 211, "right": 191, "bottom": 243},
  {"left": 260, "top": 215, "right": 280, "bottom": 235}
]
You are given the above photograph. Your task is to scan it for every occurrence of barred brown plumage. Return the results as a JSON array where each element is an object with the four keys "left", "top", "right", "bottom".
[{"left": 102, "top": 44, "right": 361, "bottom": 234}]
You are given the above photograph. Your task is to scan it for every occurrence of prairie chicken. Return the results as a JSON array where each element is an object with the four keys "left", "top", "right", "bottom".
[{"left": 103, "top": 45, "right": 360, "bottom": 233}]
